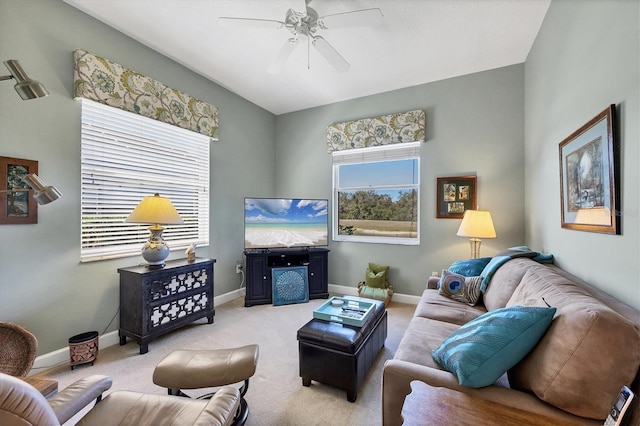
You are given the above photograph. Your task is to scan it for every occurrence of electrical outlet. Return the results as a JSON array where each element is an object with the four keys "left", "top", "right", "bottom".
[{"left": 235, "top": 264, "right": 243, "bottom": 274}]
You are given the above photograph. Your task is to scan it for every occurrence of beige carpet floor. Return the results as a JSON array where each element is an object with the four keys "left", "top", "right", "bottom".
[{"left": 40, "top": 296, "right": 416, "bottom": 426}]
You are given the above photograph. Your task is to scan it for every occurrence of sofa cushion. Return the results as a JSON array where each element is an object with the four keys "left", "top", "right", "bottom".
[
  {"left": 507, "top": 267, "right": 640, "bottom": 420},
  {"left": 394, "top": 316, "right": 460, "bottom": 369},
  {"left": 482, "top": 258, "right": 535, "bottom": 311},
  {"left": 432, "top": 306, "right": 556, "bottom": 388},
  {"left": 438, "top": 270, "right": 482, "bottom": 306},
  {"left": 447, "top": 257, "right": 491, "bottom": 277},
  {"left": 414, "top": 290, "right": 486, "bottom": 326}
]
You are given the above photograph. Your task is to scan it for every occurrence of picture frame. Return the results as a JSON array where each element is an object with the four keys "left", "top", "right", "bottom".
[
  {"left": 559, "top": 104, "right": 619, "bottom": 234},
  {"left": 0, "top": 156, "right": 38, "bottom": 225},
  {"left": 436, "top": 176, "right": 477, "bottom": 218}
]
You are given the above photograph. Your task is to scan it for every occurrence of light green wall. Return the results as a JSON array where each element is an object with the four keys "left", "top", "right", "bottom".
[
  {"left": 0, "top": 0, "right": 276, "bottom": 354},
  {"left": 524, "top": 0, "right": 640, "bottom": 307},
  {"left": 275, "top": 65, "right": 526, "bottom": 295}
]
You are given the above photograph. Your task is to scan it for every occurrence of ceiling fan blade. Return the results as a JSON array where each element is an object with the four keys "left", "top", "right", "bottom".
[
  {"left": 312, "top": 36, "right": 350, "bottom": 72},
  {"left": 319, "top": 8, "right": 383, "bottom": 29},
  {"left": 218, "top": 17, "right": 285, "bottom": 30},
  {"left": 268, "top": 39, "right": 298, "bottom": 74}
]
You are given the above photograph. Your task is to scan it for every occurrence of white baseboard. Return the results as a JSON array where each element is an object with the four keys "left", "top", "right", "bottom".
[
  {"left": 31, "top": 286, "right": 417, "bottom": 373},
  {"left": 31, "top": 332, "right": 121, "bottom": 373},
  {"left": 328, "top": 283, "right": 421, "bottom": 305}
]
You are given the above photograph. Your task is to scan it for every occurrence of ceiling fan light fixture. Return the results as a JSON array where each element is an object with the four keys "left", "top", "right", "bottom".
[{"left": 219, "top": 2, "right": 382, "bottom": 73}]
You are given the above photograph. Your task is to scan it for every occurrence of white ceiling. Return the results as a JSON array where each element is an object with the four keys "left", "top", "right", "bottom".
[{"left": 63, "top": 0, "right": 551, "bottom": 115}]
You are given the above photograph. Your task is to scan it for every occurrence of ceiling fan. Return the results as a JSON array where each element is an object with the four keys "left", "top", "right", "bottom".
[{"left": 218, "top": 0, "right": 383, "bottom": 73}]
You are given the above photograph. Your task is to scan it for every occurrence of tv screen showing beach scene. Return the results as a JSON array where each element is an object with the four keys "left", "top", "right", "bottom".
[{"left": 244, "top": 198, "right": 328, "bottom": 249}]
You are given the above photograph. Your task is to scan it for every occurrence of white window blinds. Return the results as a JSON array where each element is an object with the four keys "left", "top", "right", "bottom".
[
  {"left": 80, "top": 98, "right": 210, "bottom": 262},
  {"left": 331, "top": 141, "right": 421, "bottom": 165}
]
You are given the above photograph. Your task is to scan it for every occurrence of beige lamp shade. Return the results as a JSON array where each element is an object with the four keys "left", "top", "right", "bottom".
[
  {"left": 457, "top": 210, "right": 497, "bottom": 239},
  {"left": 457, "top": 210, "right": 496, "bottom": 258},
  {"left": 125, "top": 193, "right": 184, "bottom": 226}
]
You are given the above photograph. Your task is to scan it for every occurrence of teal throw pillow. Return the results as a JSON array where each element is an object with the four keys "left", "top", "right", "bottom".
[
  {"left": 432, "top": 306, "right": 556, "bottom": 388},
  {"left": 438, "top": 270, "right": 482, "bottom": 306},
  {"left": 448, "top": 257, "right": 491, "bottom": 277}
]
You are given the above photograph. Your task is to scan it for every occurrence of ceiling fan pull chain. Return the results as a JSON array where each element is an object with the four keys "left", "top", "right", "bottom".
[{"left": 307, "top": 36, "right": 310, "bottom": 70}]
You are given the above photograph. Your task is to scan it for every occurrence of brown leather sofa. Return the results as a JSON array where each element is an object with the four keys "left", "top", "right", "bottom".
[
  {"left": 382, "top": 257, "right": 640, "bottom": 425},
  {"left": 0, "top": 372, "right": 240, "bottom": 426}
]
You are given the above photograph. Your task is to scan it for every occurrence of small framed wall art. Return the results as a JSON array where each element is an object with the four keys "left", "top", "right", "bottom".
[
  {"left": 0, "top": 156, "right": 39, "bottom": 225},
  {"left": 436, "top": 175, "right": 477, "bottom": 219},
  {"left": 559, "top": 104, "right": 619, "bottom": 234}
]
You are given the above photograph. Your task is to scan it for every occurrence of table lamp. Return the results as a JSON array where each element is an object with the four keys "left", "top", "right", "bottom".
[
  {"left": 125, "top": 193, "right": 184, "bottom": 267},
  {"left": 457, "top": 209, "right": 496, "bottom": 259}
]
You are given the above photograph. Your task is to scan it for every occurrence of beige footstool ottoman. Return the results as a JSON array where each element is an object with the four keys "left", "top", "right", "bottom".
[{"left": 153, "top": 345, "right": 259, "bottom": 426}]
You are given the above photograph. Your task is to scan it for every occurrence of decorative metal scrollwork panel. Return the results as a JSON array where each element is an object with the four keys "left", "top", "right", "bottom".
[
  {"left": 150, "top": 292, "right": 209, "bottom": 328},
  {"left": 148, "top": 268, "right": 209, "bottom": 301}
]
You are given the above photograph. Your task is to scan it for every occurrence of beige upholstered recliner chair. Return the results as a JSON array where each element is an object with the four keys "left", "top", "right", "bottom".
[{"left": 0, "top": 372, "right": 241, "bottom": 426}]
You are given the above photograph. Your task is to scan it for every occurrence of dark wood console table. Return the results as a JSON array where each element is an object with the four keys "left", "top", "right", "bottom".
[
  {"left": 118, "top": 258, "right": 215, "bottom": 354},
  {"left": 244, "top": 248, "right": 329, "bottom": 307}
]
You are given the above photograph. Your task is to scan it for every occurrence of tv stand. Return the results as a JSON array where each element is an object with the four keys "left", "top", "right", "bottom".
[{"left": 243, "top": 248, "right": 329, "bottom": 307}]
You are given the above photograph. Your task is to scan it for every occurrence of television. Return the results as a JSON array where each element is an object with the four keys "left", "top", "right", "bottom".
[{"left": 244, "top": 198, "right": 329, "bottom": 249}]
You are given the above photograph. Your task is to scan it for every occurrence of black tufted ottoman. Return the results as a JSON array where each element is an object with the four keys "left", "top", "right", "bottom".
[{"left": 297, "top": 296, "right": 387, "bottom": 402}]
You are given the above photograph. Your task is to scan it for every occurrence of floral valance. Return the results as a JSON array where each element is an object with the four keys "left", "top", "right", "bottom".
[
  {"left": 73, "top": 49, "right": 218, "bottom": 140},
  {"left": 326, "top": 109, "right": 425, "bottom": 153}
]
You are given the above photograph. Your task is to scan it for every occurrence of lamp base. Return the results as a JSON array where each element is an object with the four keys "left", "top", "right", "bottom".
[
  {"left": 469, "top": 238, "right": 482, "bottom": 259},
  {"left": 141, "top": 225, "right": 170, "bottom": 267}
]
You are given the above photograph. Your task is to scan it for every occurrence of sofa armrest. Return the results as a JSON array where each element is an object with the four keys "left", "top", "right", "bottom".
[
  {"left": 426, "top": 276, "right": 439, "bottom": 289},
  {"left": 48, "top": 375, "right": 112, "bottom": 425},
  {"left": 382, "top": 359, "right": 458, "bottom": 425}
]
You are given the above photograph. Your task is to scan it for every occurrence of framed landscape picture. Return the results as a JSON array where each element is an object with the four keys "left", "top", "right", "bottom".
[
  {"left": 436, "top": 176, "right": 477, "bottom": 218},
  {"left": 559, "top": 105, "right": 619, "bottom": 234},
  {"left": 0, "top": 156, "right": 38, "bottom": 224}
]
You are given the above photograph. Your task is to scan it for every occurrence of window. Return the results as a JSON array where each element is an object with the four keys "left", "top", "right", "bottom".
[
  {"left": 80, "top": 99, "right": 210, "bottom": 262},
  {"left": 332, "top": 142, "right": 420, "bottom": 245}
]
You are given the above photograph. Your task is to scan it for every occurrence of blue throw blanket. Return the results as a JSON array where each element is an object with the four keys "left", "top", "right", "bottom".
[{"left": 480, "top": 246, "right": 553, "bottom": 292}]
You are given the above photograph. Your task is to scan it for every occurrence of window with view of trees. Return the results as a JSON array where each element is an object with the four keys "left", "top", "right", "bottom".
[{"left": 332, "top": 142, "right": 420, "bottom": 245}]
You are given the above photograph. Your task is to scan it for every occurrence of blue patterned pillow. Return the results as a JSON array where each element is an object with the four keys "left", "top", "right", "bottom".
[
  {"left": 438, "top": 270, "right": 482, "bottom": 306},
  {"left": 432, "top": 306, "right": 556, "bottom": 388}
]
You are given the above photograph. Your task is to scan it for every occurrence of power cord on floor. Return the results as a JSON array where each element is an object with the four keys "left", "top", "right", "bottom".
[
  {"left": 30, "top": 306, "right": 120, "bottom": 372},
  {"left": 239, "top": 268, "right": 246, "bottom": 297}
]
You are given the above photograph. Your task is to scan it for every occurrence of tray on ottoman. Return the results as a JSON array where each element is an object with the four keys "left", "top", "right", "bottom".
[{"left": 313, "top": 296, "right": 376, "bottom": 327}]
